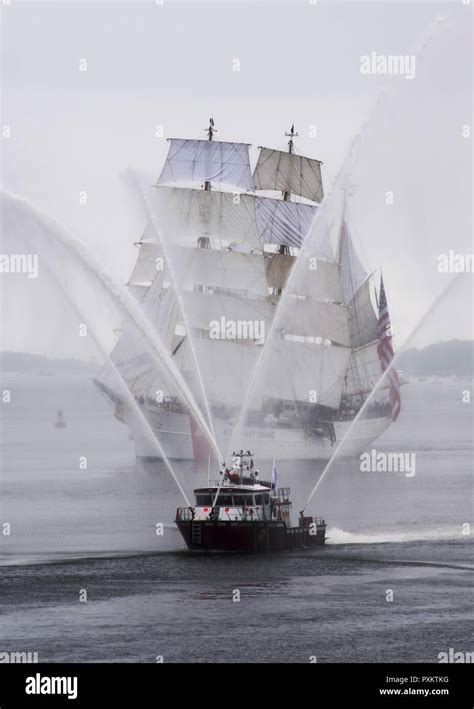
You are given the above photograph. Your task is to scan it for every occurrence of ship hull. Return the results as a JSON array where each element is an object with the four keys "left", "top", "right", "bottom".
[
  {"left": 175, "top": 519, "right": 326, "bottom": 553},
  {"left": 127, "top": 406, "right": 391, "bottom": 461}
]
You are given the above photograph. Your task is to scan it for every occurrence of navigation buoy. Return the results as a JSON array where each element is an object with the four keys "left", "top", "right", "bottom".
[{"left": 54, "top": 410, "right": 66, "bottom": 429}]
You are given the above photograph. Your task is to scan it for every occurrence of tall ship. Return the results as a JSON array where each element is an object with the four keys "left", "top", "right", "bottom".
[{"left": 95, "top": 120, "right": 397, "bottom": 462}]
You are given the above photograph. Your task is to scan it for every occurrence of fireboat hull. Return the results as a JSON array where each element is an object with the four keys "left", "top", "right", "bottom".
[{"left": 175, "top": 519, "right": 326, "bottom": 553}]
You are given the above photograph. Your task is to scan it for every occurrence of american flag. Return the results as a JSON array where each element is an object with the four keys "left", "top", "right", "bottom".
[{"left": 377, "top": 275, "right": 401, "bottom": 421}]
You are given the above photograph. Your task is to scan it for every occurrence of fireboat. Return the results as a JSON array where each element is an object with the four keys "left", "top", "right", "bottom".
[{"left": 175, "top": 451, "right": 326, "bottom": 553}]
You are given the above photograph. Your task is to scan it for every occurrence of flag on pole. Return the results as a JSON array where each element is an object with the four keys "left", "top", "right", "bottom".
[
  {"left": 271, "top": 458, "right": 278, "bottom": 492},
  {"left": 377, "top": 275, "right": 401, "bottom": 422}
]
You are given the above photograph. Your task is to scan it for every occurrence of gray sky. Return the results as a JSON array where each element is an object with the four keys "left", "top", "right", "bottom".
[{"left": 1, "top": 0, "right": 472, "bottom": 359}]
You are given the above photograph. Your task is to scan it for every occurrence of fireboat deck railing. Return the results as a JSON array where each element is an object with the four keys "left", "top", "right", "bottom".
[
  {"left": 176, "top": 507, "right": 271, "bottom": 521},
  {"left": 176, "top": 507, "right": 324, "bottom": 524},
  {"left": 176, "top": 507, "right": 194, "bottom": 521}
]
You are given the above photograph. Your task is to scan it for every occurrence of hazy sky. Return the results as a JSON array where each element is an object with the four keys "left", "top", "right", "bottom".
[{"left": 1, "top": 0, "right": 472, "bottom": 360}]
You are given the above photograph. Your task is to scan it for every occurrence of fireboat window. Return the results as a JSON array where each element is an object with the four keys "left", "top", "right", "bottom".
[
  {"left": 195, "top": 494, "right": 235, "bottom": 506},
  {"left": 233, "top": 495, "right": 254, "bottom": 506},
  {"left": 195, "top": 494, "right": 213, "bottom": 505},
  {"left": 215, "top": 495, "right": 233, "bottom": 506},
  {"left": 254, "top": 494, "right": 263, "bottom": 505}
]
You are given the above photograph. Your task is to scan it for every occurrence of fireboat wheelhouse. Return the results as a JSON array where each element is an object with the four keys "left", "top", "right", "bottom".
[{"left": 175, "top": 451, "right": 326, "bottom": 553}]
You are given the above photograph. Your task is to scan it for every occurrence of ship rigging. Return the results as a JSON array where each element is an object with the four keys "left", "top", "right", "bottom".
[{"left": 94, "top": 120, "right": 395, "bottom": 464}]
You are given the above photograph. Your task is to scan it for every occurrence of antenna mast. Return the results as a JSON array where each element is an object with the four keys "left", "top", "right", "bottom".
[
  {"left": 277, "top": 124, "right": 298, "bottom": 258},
  {"left": 197, "top": 117, "right": 216, "bottom": 252},
  {"left": 285, "top": 123, "right": 297, "bottom": 155},
  {"left": 204, "top": 117, "right": 216, "bottom": 192},
  {"left": 282, "top": 124, "right": 297, "bottom": 202}
]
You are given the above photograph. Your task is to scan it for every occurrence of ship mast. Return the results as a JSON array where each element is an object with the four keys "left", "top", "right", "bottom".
[
  {"left": 275, "top": 125, "right": 297, "bottom": 269},
  {"left": 198, "top": 117, "right": 215, "bottom": 251},
  {"left": 203, "top": 117, "right": 215, "bottom": 192},
  {"left": 282, "top": 123, "right": 297, "bottom": 202},
  {"left": 338, "top": 175, "right": 372, "bottom": 399}
]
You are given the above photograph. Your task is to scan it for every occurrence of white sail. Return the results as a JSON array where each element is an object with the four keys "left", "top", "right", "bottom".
[
  {"left": 180, "top": 286, "right": 347, "bottom": 344},
  {"left": 177, "top": 336, "right": 349, "bottom": 410},
  {"left": 301, "top": 206, "right": 335, "bottom": 262},
  {"left": 149, "top": 186, "right": 262, "bottom": 249},
  {"left": 158, "top": 139, "right": 254, "bottom": 191},
  {"left": 285, "top": 256, "right": 343, "bottom": 302},
  {"left": 128, "top": 241, "right": 269, "bottom": 298},
  {"left": 255, "top": 339, "right": 351, "bottom": 409},
  {"left": 254, "top": 147, "right": 324, "bottom": 203},
  {"left": 127, "top": 284, "right": 148, "bottom": 302},
  {"left": 150, "top": 284, "right": 180, "bottom": 352},
  {"left": 255, "top": 197, "right": 317, "bottom": 247},
  {"left": 339, "top": 221, "right": 367, "bottom": 304},
  {"left": 348, "top": 279, "right": 379, "bottom": 348},
  {"left": 123, "top": 367, "right": 156, "bottom": 398},
  {"left": 337, "top": 221, "right": 381, "bottom": 393},
  {"left": 178, "top": 246, "right": 269, "bottom": 297},
  {"left": 182, "top": 291, "right": 273, "bottom": 337},
  {"left": 281, "top": 298, "right": 350, "bottom": 346},
  {"left": 97, "top": 276, "right": 178, "bottom": 395},
  {"left": 179, "top": 338, "right": 262, "bottom": 407},
  {"left": 343, "top": 342, "right": 385, "bottom": 396},
  {"left": 128, "top": 241, "right": 162, "bottom": 288},
  {"left": 141, "top": 221, "right": 159, "bottom": 242}
]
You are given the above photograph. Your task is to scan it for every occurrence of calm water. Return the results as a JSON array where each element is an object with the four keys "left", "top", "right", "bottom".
[{"left": 0, "top": 374, "right": 472, "bottom": 662}]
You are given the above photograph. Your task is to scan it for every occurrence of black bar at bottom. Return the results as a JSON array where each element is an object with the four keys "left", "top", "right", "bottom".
[{"left": 0, "top": 663, "right": 472, "bottom": 707}]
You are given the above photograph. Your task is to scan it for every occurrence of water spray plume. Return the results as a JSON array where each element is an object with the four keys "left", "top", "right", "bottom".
[
  {"left": 1, "top": 190, "right": 224, "bottom": 469},
  {"left": 124, "top": 169, "right": 218, "bottom": 445},
  {"left": 225, "top": 12, "right": 452, "bottom": 463},
  {"left": 1, "top": 192, "right": 194, "bottom": 504},
  {"left": 303, "top": 273, "right": 462, "bottom": 511},
  {"left": 61, "top": 304, "right": 191, "bottom": 506}
]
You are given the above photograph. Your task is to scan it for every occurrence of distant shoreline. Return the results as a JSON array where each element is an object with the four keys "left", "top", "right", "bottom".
[
  {"left": 397, "top": 340, "right": 473, "bottom": 377},
  {"left": 1, "top": 339, "right": 473, "bottom": 377},
  {"left": 0, "top": 351, "right": 97, "bottom": 375}
]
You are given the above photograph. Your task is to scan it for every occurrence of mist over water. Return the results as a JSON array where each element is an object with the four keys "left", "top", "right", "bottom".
[
  {"left": 1, "top": 373, "right": 471, "bottom": 549},
  {"left": 1, "top": 191, "right": 223, "bottom": 469}
]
